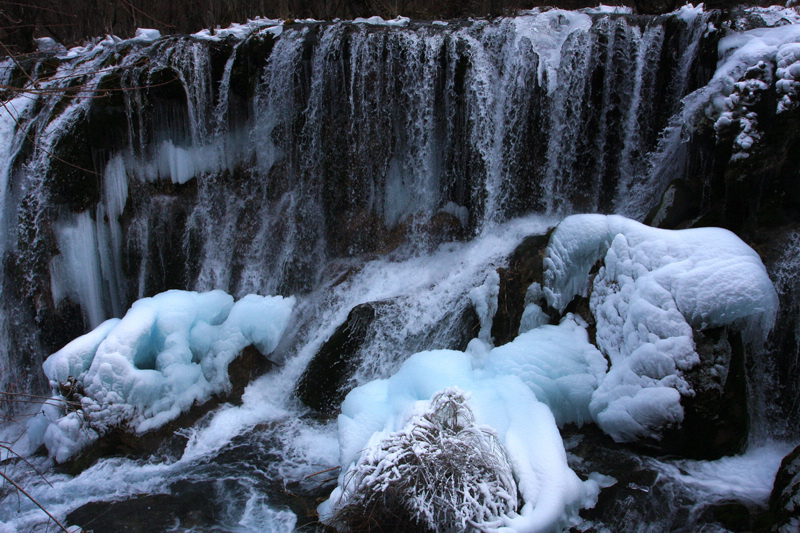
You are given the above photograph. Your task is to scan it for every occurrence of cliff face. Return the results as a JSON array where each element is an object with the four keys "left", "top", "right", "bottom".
[{"left": 0, "top": 9, "right": 720, "bottom": 394}]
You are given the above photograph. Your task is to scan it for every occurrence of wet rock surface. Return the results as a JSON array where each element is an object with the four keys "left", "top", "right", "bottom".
[
  {"left": 661, "top": 327, "right": 750, "bottom": 460},
  {"left": 766, "top": 444, "right": 800, "bottom": 532},
  {"left": 564, "top": 424, "right": 763, "bottom": 532},
  {"left": 491, "top": 232, "right": 553, "bottom": 346},
  {"left": 65, "top": 431, "right": 338, "bottom": 532},
  {"left": 295, "top": 302, "right": 380, "bottom": 414}
]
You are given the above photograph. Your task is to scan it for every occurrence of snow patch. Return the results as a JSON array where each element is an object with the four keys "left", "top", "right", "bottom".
[
  {"left": 192, "top": 18, "right": 283, "bottom": 41},
  {"left": 352, "top": 16, "right": 410, "bottom": 27},
  {"left": 321, "top": 315, "right": 608, "bottom": 531},
  {"left": 132, "top": 28, "right": 162, "bottom": 42},
  {"left": 583, "top": 5, "right": 633, "bottom": 14}
]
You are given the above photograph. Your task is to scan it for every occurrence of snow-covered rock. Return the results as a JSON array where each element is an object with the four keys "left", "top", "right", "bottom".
[
  {"left": 36, "top": 290, "right": 294, "bottom": 462},
  {"left": 768, "top": 444, "right": 800, "bottom": 532},
  {"left": 320, "top": 318, "right": 608, "bottom": 531},
  {"left": 326, "top": 388, "right": 519, "bottom": 532},
  {"left": 131, "top": 28, "right": 162, "bottom": 42},
  {"left": 543, "top": 214, "right": 777, "bottom": 444}
]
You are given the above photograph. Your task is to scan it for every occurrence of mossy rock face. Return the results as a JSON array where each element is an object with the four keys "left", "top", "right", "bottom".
[
  {"left": 491, "top": 232, "right": 552, "bottom": 346},
  {"left": 295, "top": 302, "right": 380, "bottom": 413},
  {"left": 766, "top": 444, "right": 800, "bottom": 532}
]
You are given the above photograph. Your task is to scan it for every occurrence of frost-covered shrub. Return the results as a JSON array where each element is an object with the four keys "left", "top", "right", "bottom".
[{"left": 329, "top": 388, "right": 518, "bottom": 532}]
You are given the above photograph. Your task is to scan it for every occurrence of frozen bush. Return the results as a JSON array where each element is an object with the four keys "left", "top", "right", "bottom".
[{"left": 329, "top": 388, "right": 518, "bottom": 533}]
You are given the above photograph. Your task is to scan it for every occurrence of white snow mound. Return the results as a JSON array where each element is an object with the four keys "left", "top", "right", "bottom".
[
  {"left": 38, "top": 290, "right": 294, "bottom": 462},
  {"left": 543, "top": 214, "right": 778, "bottom": 442}
]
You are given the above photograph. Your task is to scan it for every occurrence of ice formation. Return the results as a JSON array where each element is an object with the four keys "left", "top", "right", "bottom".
[
  {"left": 320, "top": 319, "right": 606, "bottom": 531},
  {"left": 352, "top": 16, "right": 411, "bottom": 26},
  {"left": 483, "top": 315, "right": 607, "bottom": 427},
  {"left": 321, "top": 213, "right": 780, "bottom": 530},
  {"left": 35, "top": 290, "right": 294, "bottom": 462},
  {"left": 132, "top": 28, "right": 162, "bottom": 42},
  {"left": 709, "top": 21, "right": 800, "bottom": 157},
  {"left": 544, "top": 214, "right": 778, "bottom": 442}
]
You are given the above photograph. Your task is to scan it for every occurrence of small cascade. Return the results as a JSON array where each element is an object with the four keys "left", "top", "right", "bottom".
[{"left": 758, "top": 231, "right": 800, "bottom": 441}]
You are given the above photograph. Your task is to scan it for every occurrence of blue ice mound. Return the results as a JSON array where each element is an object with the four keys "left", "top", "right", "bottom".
[{"left": 36, "top": 290, "right": 295, "bottom": 462}]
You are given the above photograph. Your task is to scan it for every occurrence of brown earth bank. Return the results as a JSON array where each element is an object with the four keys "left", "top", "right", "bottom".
[{"left": 0, "top": 0, "right": 787, "bottom": 55}]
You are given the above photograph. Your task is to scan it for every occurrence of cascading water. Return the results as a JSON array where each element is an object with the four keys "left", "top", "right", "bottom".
[{"left": 2, "top": 6, "right": 800, "bottom": 532}]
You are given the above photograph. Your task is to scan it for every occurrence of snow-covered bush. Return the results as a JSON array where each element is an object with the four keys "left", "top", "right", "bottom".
[
  {"left": 329, "top": 388, "right": 517, "bottom": 532},
  {"left": 319, "top": 348, "right": 601, "bottom": 532}
]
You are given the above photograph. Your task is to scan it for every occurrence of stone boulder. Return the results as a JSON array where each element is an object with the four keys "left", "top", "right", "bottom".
[
  {"left": 491, "top": 232, "right": 554, "bottom": 346},
  {"left": 60, "top": 345, "right": 272, "bottom": 475},
  {"left": 766, "top": 444, "right": 800, "bottom": 532},
  {"left": 644, "top": 179, "right": 700, "bottom": 230},
  {"left": 659, "top": 327, "right": 749, "bottom": 459},
  {"left": 295, "top": 302, "right": 380, "bottom": 414}
]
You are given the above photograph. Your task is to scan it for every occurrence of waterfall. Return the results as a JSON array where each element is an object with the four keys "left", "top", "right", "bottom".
[
  {"left": 4, "top": 6, "right": 800, "bottom": 531},
  {"left": 0, "top": 12, "right": 712, "bottom": 379}
]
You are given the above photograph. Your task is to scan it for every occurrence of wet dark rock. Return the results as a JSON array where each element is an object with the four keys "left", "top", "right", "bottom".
[
  {"left": 758, "top": 226, "right": 800, "bottom": 437},
  {"left": 295, "top": 302, "right": 379, "bottom": 413},
  {"left": 121, "top": 178, "right": 199, "bottom": 296},
  {"left": 565, "top": 424, "right": 760, "bottom": 532},
  {"left": 765, "top": 444, "right": 800, "bottom": 532},
  {"left": 423, "top": 211, "right": 468, "bottom": 247},
  {"left": 330, "top": 210, "right": 391, "bottom": 257},
  {"left": 565, "top": 424, "right": 679, "bottom": 531},
  {"left": 659, "top": 327, "right": 749, "bottom": 460},
  {"left": 66, "top": 479, "right": 224, "bottom": 532},
  {"left": 685, "top": 47, "right": 800, "bottom": 237},
  {"left": 47, "top": 118, "right": 100, "bottom": 213},
  {"left": 491, "top": 232, "right": 552, "bottom": 346},
  {"left": 697, "top": 500, "right": 759, "bottom": 532},
  {"left": 644, "top": 179, "right": 700, "bottom": 229}
]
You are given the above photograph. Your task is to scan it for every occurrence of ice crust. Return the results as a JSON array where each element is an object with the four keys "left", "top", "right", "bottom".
[
  {"left": 709, "top": 21, "right": 800, "bottom": 156},
  {"left": 352, "top": 16, "right": 411, "bottom": 26},
  {"left": 544, "top": 214, "right": 777, "bottom": 442},
  {"left": 512, "top": 11, "right": 592, "bottom": 94},
  {"left": 320, "top": 316, "right": 606, "bottom": 531},
  {"left": 38, "top": 290, "right": 294, "bottom": 462}
]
